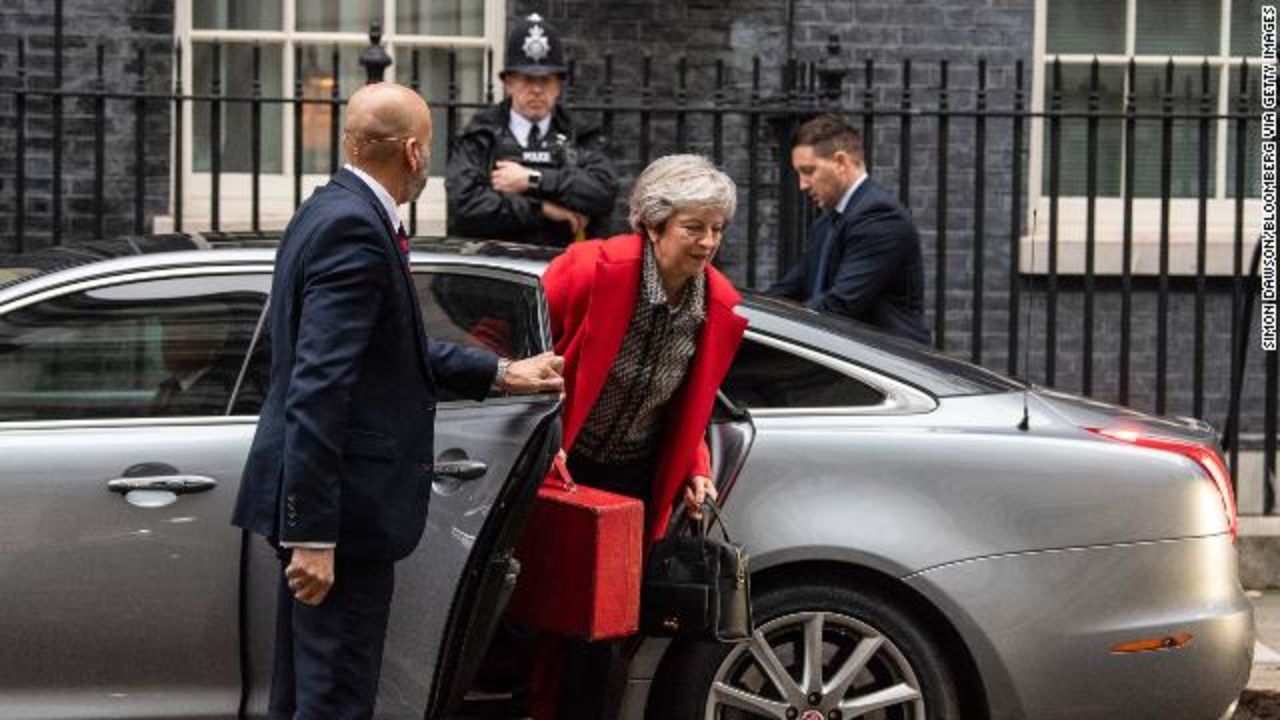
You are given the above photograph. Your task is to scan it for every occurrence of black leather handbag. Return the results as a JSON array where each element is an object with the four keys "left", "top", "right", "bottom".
[{"left": 640, "top": 499, "right": 753, "bottom": 642}]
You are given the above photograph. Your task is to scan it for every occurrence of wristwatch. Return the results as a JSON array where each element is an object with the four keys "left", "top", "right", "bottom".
[
  {"left": 491, "top": 357, "right": 512, "bottom": 393},
  {"left": 527, "top": 169, "right": 543, "bottom": 190}
]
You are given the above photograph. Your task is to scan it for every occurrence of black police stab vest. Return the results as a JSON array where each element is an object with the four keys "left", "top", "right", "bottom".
[{"left": 491, "top": 126, "right": 569, "bottom": 173}]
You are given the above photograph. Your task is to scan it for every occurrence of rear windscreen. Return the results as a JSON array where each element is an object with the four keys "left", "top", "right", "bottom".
[{"left": 743, "top": 295, "right": 1022, "bottom": 397}]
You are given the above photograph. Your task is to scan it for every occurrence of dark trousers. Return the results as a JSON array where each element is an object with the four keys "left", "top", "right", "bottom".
[
  {"left": 553, "top": 635, "right": 645, "bottom": 720},
  {"left": 269, "top": 550, "right": 396, "bottom": 720},
  {"left": 565, "top": 450, "right": 654, "bottom": 506}
]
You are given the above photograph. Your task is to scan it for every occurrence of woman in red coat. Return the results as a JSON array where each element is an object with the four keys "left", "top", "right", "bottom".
[{"left": 536, "top": 154, "right": 747, "bottom": 719}]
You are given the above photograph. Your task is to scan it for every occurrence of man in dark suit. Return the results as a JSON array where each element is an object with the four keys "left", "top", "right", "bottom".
[
  {"left": 767, "top": 114, "right": 931, "bottom": 344},
  {"left": 232, "top": 82, "right": 563, "bottom": 720}
]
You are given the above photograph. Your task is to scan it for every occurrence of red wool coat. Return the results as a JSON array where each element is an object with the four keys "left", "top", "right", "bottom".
[{"left": 541, "top": 233, "right": 748, "bottom": 543}]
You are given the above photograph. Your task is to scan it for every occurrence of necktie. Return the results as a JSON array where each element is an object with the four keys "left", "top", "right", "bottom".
[
  {"left": 396, "top": 224, "right": 410, "bottom": 263},
  {"left": 526, "top": 122, "right": 542, "bottom": 149},
  {"left": 809, "top": 212, "right": 836, "bottom": 299}
]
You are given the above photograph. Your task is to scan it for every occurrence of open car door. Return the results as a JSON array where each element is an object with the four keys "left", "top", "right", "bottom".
[{"left": 425, "top": 405, "right": 560, "bottom": 719}]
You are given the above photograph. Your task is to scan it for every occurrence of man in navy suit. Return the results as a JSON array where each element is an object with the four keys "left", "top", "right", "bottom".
[
  {"left": 767, "top": 114, "right": 931, "bottom": 345},
  {"left": 232, "top": 82, "right": 563, "bottom": 720}
]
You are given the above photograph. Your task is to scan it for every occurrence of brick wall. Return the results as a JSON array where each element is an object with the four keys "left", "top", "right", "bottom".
[{"left": 0, "top": 0, "right": 174, "bottom": 251}]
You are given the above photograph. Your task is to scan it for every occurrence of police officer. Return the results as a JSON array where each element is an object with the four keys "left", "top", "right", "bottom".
[{"left": 446, "top": 13, "right": 619, "bottom": 247}]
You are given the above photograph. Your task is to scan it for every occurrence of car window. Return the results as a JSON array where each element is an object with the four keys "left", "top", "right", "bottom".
[
  {"left": 412, "top": 270, "right": 545, "bottom": 402},
  {"left": 744, "top": 295, "right": 1021, "bottom": 396},
  {"left": 721, "top": 336, "right": 885, "bottom": 409},
  {"left": 235, "top": 270, "right": 545, "bottom": 412},
  {"left": 229, "top": 303, "right": 270, "bottom": 416},
  {"left": 0, "top": 274, "right": 267, "bottom": 422}
]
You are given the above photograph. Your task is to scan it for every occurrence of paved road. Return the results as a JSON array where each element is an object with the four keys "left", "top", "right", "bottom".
[{"left": 1236, "top": 591, "right": 1280, "bottom": 718}]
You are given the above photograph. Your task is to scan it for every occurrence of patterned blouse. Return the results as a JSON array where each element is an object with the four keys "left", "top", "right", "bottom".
[{"left": 573, "top": 241, "right": 707, "bottom": 464}]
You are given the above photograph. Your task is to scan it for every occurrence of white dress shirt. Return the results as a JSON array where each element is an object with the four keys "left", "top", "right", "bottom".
[
  {"left": 344, "top": 163, "right": 402, "bottom": 232},
  {"left": 509, "top": 111, "right": 553, "bottom": 148},
  {"left": 836, "top": 173, "right": 868, "bottom": 215}
]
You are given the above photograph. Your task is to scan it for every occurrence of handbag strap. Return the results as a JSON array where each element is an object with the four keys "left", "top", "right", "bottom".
[{"left": 698, "top": 497, "right": 735, "bottom": 544}]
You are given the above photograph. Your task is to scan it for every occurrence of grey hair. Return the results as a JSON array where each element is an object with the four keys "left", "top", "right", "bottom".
[{"left": 627, "top": 154, "right": 737, "bottom": 233}]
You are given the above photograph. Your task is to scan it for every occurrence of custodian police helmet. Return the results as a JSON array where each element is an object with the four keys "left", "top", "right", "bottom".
[{"left": 501, "top": 13, "right": 566, "bottom": 77}]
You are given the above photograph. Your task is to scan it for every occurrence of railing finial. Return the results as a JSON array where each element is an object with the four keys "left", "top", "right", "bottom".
[
  {"left": 360, "top": 21, "right": 393, "bottom": 84},
  {"left": 816, "top": 33, "right": 847, "bottom": 102}
]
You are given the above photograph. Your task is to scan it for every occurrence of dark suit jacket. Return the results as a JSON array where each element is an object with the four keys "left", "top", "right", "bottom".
[
  {"left": 767, "top": 178, "right": 931, "bottom": 345},
  {"left": 232, "top": 169, "right": 498, "bottom": 562}
]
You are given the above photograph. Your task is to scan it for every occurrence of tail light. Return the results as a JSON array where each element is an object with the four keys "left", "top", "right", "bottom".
[{"left": 1088, "top": 428, "right": 1237, "bottom": 542}]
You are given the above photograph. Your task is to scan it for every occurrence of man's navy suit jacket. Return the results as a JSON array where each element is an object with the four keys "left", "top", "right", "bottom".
[
  {"left": 767, "top": 178, "right": 931, "bottom": 345},
  {"left": 232, "top": 169, "right": 498, "bottom": 562}
]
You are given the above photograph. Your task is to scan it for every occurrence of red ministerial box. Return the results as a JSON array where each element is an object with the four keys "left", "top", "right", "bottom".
[{"left": 508, "top": 470, "right": 643, "bottom": 640}]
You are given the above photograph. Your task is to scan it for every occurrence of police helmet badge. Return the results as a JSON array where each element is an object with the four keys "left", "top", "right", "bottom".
[
  {"left": 522, "top": 24, "right": 551, "bottom": 62},
  {"left": 502, "top": 12, "right": 566, "bottom": 76}
]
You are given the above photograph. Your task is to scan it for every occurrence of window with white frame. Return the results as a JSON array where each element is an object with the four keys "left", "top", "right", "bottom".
[
  {"left": 1028, "top": 0, "right": 1263, "bottom": 275},
  {"left": 163, "top": 0, "right": 505, "bottom": 235}
]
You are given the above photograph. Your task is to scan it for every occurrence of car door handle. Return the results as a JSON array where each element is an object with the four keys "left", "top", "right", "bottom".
[
  {"left": 433, "top": 460, "right": 488, "bottom": 481},
  {"left": 107, "top": 475, "right": 218, "bottom": 495}
]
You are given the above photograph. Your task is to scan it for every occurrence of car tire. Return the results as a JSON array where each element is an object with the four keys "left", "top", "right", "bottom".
[{"left": 646, "top": 581, "right": 961, "bottom": 720}]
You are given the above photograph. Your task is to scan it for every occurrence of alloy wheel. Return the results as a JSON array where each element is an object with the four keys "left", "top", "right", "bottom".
[{"left": 703, "top": 610, "right": 926, "bottom": 720}]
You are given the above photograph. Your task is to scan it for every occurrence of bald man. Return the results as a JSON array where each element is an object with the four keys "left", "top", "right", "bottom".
[{"left": 233, "top": 82, "right": 563, "bottom": 719}]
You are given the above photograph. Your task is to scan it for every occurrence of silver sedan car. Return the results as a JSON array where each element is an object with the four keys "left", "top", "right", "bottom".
[{"left": 0, "top": 236, "right": 1251, "bottom": 720}]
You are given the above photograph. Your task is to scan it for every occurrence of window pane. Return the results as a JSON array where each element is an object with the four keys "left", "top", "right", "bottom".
[
  {"left": 721, "top": 339, "right": 884, "bottom": 409},
  {"left": 193, "top": 0, "right": 282, "bottom": 30},
  {"left": 395, "top": 47, "right": 487, "bottom": 175},
  {"left": 1046, "top": 0, "right": 1125, "bottom": 55},
  {"left": 1041, "top": 63, "right": 1125, "bottom": 196},
  {"left": 412, "top": 272, "right": 542, "bottom": 401},
  {"left": 296, "top": 0, "right": 380, "bottom": 33},
  {"left": 1131, "top": 64, "right": 1220, "bottom": 197},
  {"left": 0, "top": 277, "right": 266, "bottom": 421},
  {"left": 232, "top": 330, "right": 269, "bottom": 416},
  {"left": 297, "top": 45, "right": 366, "bottom": 174},
  {"left": 397, "top": 0, "right": 485, "bottom": 36},
  {"left": 193, "top": 43, "right": 284, "bottom": 173},
  {"left": 1227, "top": 65, "right": 1262, "bottom": 198},
  {"left": 1231, "top": 0, "right": 1263, "bottom": 56},
  {"left": 1136, "top": 0, "right": 1220, "bottom": 55}
]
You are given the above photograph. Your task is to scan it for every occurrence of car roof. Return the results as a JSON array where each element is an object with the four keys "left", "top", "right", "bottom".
[
  {"left": 0, "top": 234, "right": 1020, "bottom": 397},
  {"left": 0, "top": 233, "right": 558, "bottom": 301},
  {"left": 0, "top": 235, "right": 203, "bottom": 291}
]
